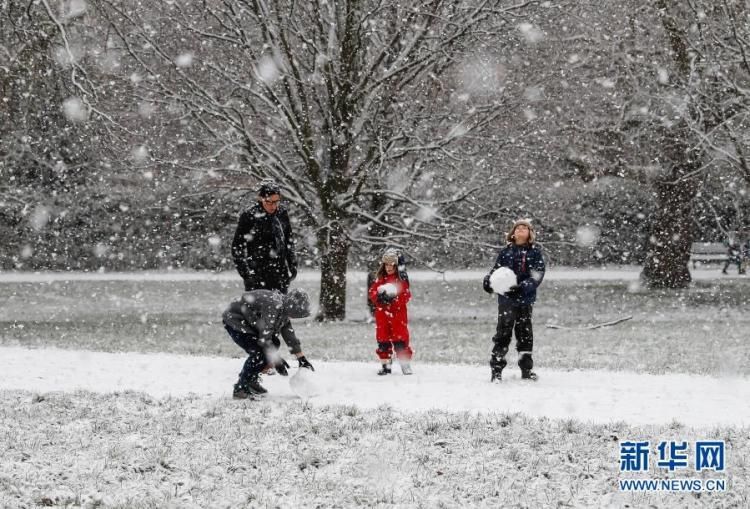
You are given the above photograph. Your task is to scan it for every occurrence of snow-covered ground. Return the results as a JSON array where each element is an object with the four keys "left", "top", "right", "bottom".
[
  {"left": 2, "top": 346, "right": 748, "bottom": 428},
  {"left": 1, "top": 269, "right": 747, "bottom": 507}
]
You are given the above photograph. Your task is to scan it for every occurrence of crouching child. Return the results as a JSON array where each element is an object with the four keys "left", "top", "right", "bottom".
[{"left": 222, "top": 288, "right": 315, "bottom": 399}]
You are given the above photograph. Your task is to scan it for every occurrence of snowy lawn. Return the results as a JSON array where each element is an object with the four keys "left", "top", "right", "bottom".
[
  {"left": 2, "top": 269, "right": 748, "bottom": 376},
  {"left": 1, "top": 390, "right": 748, "bottom": 508},
  {"left": 1, "top": 269, "right": 749, "bottom": 507}
]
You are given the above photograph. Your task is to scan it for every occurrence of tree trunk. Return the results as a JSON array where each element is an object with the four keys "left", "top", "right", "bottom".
[
  {"left": 317, "top": 221, "right": 351, "bottom": 321},
  {"left": 641, "top": 2, "right": 701, "bottom": 288},
  {"left": 641, "top": 177, "right": 698, "bottom": 287}
]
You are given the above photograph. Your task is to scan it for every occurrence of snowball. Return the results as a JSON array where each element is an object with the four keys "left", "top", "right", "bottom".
[
  {"left": 378, "top": 283, "right": 398, "bottom": 297},
  {"left": 489, "top": 267, "right": 516, "bottom": 294},
  {"left": 290, "top": 367, "right": 319, "bottom": 399}
]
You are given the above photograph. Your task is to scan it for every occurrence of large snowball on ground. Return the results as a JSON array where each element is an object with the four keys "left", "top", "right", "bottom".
[
  {"left": 290, "top": 367, "right": 319, "bottom": 399},
  {"left": 489, "top": 267, "right": 516, "bottom": 294},
  {"left": 378, "top": 282, "right": 399, "bottom": 297}
]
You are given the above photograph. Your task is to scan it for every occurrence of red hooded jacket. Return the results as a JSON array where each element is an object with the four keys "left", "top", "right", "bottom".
[{"left": 368, "top": 272, "right": 411, "bottom": 341}]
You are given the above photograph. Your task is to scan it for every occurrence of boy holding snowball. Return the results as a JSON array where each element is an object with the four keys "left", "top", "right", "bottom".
[
  {"left": 483, "top": 219, "right": 545, "bottom": 382},
  {"left": 368, "top": 249, "right": 413, "bottom": 375}
]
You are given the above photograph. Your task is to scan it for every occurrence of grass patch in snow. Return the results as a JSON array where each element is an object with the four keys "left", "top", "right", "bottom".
[{"left": 0, "top": 390, "right": 747, "bottom": 508}]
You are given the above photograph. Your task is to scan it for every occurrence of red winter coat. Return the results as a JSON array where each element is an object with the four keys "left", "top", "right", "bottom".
[{"left": 368, "top": 273, "right": 411, "bottom": 342}]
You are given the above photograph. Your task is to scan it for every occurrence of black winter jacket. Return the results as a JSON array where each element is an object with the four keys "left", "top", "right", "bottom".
[
  {"left": 488, "top": 243, "right": 546, "bottom": 306},
  {"left": 231, "top": 204, "right": 297, "bottom": 291},
  {"left": 222, "top": 290, "right": 302, "bottom": 354}
]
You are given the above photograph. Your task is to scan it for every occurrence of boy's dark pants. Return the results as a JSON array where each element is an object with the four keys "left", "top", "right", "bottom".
[
  {"left": 491, "top": 302, "right": 534, "bottom": 371},
  {"left": 225, "top": 325, "right": 266, "bottom": 385}
]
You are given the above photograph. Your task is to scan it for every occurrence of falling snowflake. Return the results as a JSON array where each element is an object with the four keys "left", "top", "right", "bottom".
[
  {"left": 63, "top": 97, "right": 88, "bottom": 122},
  {"left": 576, "top": 226, "right": 601, "bottom": 247},
  {"left": 175, "top": 52, "right": 194, "bottom": 68},
  {"left": 518, "top": 23, "right": 545, "bottom": 44}
]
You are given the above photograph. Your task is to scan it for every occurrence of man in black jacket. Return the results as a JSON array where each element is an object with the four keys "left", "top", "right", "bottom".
[{"left": 232, "top": 180, "right": 298, "bottom": 293}]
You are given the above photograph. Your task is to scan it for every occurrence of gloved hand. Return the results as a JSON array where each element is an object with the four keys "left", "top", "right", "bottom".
[
  {"left": 275, "top": 358, "right": 290, "bottom": 376},
  {"left": 377, "top": 291, "right": 396, "bottom": 304},
  {"left": 483, "top": 274, "right": 493, "bottom": 294},
  {"left": 520, "top": 279, "right": 536, "bottom": 295},
  {"left": 505, "top": 285, "right": 521, "bottom": 298},
  {"left": 298, "top": 356, "right": 314, "bottom": 371}
]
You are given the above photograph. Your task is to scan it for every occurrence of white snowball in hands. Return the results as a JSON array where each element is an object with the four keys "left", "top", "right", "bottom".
[{"left": 490, "top": 267, "right": 516, "bottom": 294}]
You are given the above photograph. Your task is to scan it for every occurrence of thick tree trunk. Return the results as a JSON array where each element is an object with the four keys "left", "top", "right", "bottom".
[
  {"left": 317, "top": 221, "right": 350, "bottom": 321},
  {"left": 640, "top": 129, "right": 701, "bottom": 288},
  {"left": 640, "top": 175, "right": 698, "bottom": 288},
  {"left": 641, "top": 2, "right": 701, "bottom": 288}
]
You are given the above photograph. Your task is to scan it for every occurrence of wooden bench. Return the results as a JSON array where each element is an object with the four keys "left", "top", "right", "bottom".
[{"left": 690, "top": 242, "right": 728, "bottom": 268}]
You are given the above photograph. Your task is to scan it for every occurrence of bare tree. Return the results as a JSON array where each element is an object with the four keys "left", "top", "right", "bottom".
[
  {"left": 520, "top": 0, "right": 750, "bottom": 287},
  {"left": 94, "top": 0, "right": 536, "bottom": 319},
  {"left": 680, "top": 0, "right": 750, "bottom": 241},
  {"left": 634, "top": 0, "right": 750, "bottom": 286}
]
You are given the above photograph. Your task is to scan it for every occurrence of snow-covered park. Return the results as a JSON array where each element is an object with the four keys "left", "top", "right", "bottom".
[
  {"left": 1, "top": 268, "right": 748, "bottom": 507},
  {"left": 5, "top": 0, "right": 750, "bottom": 506}
]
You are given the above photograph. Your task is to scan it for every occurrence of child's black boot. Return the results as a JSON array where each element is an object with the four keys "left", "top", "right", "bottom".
[{"left": 490, "top": 355, "right": 507, "bottom": 382}]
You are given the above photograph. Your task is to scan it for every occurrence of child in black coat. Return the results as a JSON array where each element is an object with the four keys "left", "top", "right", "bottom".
[{"left": 483, "top": 219, "right": 546, "bottom": 382}]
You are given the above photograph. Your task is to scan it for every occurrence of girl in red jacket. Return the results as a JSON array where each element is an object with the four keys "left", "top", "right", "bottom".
[{"left": 368, "top": 249, "right": 413, "bottom": 375}]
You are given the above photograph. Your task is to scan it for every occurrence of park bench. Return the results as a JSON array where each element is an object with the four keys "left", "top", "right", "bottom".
[{"left": 689, "top": 242, "right": 728, "bottom": 268}]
